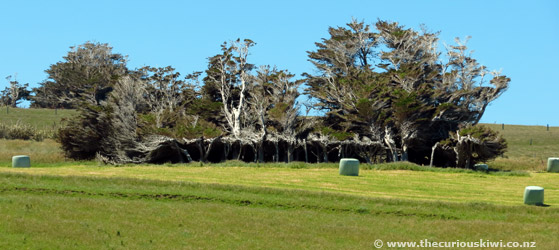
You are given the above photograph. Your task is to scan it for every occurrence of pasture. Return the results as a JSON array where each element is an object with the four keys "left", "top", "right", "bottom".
[
  {"left": 1, "top": 108, "right": 559, "bottom": 248},
  {"left": 0, "top": 107, "right": 75, "bottom": 130},
  {"left": 1, "top": 171, "right": 559, "bottom": 249}
]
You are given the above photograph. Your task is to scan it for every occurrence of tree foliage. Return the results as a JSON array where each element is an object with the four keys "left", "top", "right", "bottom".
[
  {"left": 1, "top": 75, "right": 30, "bottom": 107},
  {"left": 304, "top": 19, "right": 509, "bottom": 166},
  {"left": 32, "top": 42, "right": 128, "bottom": 108},
  {"left": 52, "top": 19, "right": 508, "bottom": 168}
]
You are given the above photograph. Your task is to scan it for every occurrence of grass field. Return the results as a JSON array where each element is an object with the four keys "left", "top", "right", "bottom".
[
  {"left": 1, "top": 172, "right": 558, "bottom": 249},
  {"left": 1, "top": 108, "right": 559, "bottom": 248},
  {"left": 0, "top": 107, "right": 76, "bottom": 129},
  {"left": 0, "top": 163, "right": 555, "bottom": 205},
  {"left": 484, "top": 123, "right": 559, "bottom": 171}
]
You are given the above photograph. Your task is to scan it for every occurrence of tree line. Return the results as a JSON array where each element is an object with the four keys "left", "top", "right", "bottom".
[{"left": 4, "top": 19, "right": 509, "bottom": 168}]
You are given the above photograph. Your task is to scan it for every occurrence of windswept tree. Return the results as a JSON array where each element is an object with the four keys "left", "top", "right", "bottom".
[
  {"left": 251, "top": 66, "right": 302, "bottom": 162},
  {"left": 136, "top": 66, "right": 196, "bottom": 128},
  {"left": 59, "top": 76, "right": 192, "bottom": 164},
  {"left": 205, "top": 39, "right": 256, "bottom": 139},
  {"left": 56, "top": 20, "right": 508, "bottom": 167},
  {"left": 32, "top": 42, "right": 128, "bottom": 108},
  {"left": 304, "top": 19, "right": 388, "bottom": 161},
  {"left": 202, "top": 39, "right": 258, "bottom": 160},
  {"left": 1, "top": 75, "right": 30, "bottom": 107},
  {"left": 203, "top": 39, "right": 305, "bottom": 162},
  {"left": 305, "top": 19, "right": 509, "bottom": 168}
]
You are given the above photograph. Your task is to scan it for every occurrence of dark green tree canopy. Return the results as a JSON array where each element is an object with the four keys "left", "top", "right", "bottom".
[
  {"left": 32, "top": 42, "right": 129, "bottom": 108},
  {"left": 305, "top": 19, "right": 509, "bottom": 166}
]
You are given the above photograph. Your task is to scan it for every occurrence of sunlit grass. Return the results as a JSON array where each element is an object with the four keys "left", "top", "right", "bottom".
[
  {"left": 0, "top": 107, "right": 76, "bottom": 129},
  {"left": 0, "top": 139, "right": 66, "bottom": 163},
  {"left": 1, "top": 173, "right": 558, "bottom": 249},
  {"left": 483, "top": 124, "right": 559, "bottom": 171},
  {"left": 0, "top": 111, "right": 558, "bottom": 248},
  {"left": 2, "top": 163, "right": 557, "bottom": 205}
]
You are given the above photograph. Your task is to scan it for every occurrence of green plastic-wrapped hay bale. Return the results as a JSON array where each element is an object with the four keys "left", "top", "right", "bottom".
[
  {"left": 547, "top": 158, "right": 559, "bottom": 173},
  {"left": 524, "top": 186, "right": 544, "bottom": 205},
  {"left": 12, "top": 155, "right": 31, "bottom": 168},
  {"left": 339, "top": 158, "right": 359, "bottom": 176},
  {"left": 474, "top": 164, "right": 489, "bottom": 171}
]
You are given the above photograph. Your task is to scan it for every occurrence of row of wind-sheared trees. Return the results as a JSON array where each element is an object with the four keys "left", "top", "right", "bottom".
[{"left": 30, "top": 19, "right": 508, "bottom": 168}]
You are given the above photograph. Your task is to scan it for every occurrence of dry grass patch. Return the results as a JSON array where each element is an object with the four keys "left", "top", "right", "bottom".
[{"left": 0, "top": 139, "right": 65, "bottom": 163}]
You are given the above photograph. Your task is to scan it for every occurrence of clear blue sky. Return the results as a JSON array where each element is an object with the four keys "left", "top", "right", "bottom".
[{"left": 0, "top": 0, "right": 557, "bottom": 126}]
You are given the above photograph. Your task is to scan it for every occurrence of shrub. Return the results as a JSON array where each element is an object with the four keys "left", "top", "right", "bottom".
[{"left": 0, "top": 122, "right": 54, "bottom": 141}]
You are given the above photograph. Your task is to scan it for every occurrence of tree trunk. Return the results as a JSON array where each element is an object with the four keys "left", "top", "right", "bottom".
[
  {"left": 183, "top": 148, "right": 193, "bottom": 162},
  {"left": 429, "top": 142, "right": 439, "bottom": 167},
  {"left": 286, "top": 143, "right": 294, "bottom": 163},
  {"left": 401, "top": 145, "right": 408, "bottom": 161},
  {"left": 232, "top": 141, "right": 240, "bottom": 161},
  {"left": 203, "top": 137, "right": 218, "bottom": 163},
  {"left": 322, "top": 144, "right": 328, "bottom": 163},
  {"left": 250, "top": 143, "right": 257, "bottom": 163},
  {"left": 237, "top": 144, "right": 243, "bottom": 161},
  {"left": 303, "top": 139, "right": 308, "bottom": 163},
  {"left": 454, "top": 135, "right": 471, "bottom": 169},
  {"left": 174, "top": 141, "right": 187, "bottom": 163},
  {"left": 384, "top": 127, "right": 397, "bottom": 162},
  {"left": 223, "top": 141, "right": 230, "bottom": 162},
  {"left": 196, "top": 138, "right": 205, "bottom": 162},
  {"left": 257, "top": 142, "right": 264, "bottom": 163},
  {"left": 274, "top": 141, "right": 279, "bottom": 163}
]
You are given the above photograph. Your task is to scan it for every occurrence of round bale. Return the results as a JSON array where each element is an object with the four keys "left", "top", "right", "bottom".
[
  {"left": 12, "top": 155, "right": 31, "bottom": 168},
  {"left": 547, "top": 158, "right": 559, "bottom": 173},
  {"left": 524, "top": 186, "right": 544, "bottom": 206},
  {"left": 474, "top": 164, "right": 489, "bottom": 171},
  {"left": 339, "top": 158, "right": 359, "bottom": 176}
]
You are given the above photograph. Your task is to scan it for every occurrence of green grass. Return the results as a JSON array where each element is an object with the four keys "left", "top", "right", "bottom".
[
  {"left": 1, "top": 164, "right": 556, "bottom": 205},
  {"left": 0, "top": 107, "right": 76, "bottom": 130},
  {"left": 483, "top": 124, "right": 559, "bottom": 171},
  {"left": 1, "top": 173, "right": 558, "bottom": 249},
  {"left": 0, "top": 111, "right": 558, "bottom": 248},
  {"left": 0, "top": 139, "right": 66, "bottom": 164}
]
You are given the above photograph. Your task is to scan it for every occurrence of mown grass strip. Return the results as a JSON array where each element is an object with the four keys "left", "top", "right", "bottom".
[
  {"left": 0, "top": 185, "right": 462, "bottom": 220},
  {"left": 2, "top": 164, "right": 557, "bottom": 206},
  {"left": 2, "top": 172, "right": 559, "bottom": 249},
  {"left": 1, "top": 172, "right": 557, "bottom": 223}
]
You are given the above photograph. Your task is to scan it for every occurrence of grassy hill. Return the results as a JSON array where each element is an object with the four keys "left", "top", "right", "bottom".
[
  {"left": 483, "top": 124, "right": 559, "bottom": 171},
  {"left": 0, "top": 106, "right": 76, "bottom": 129}
]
